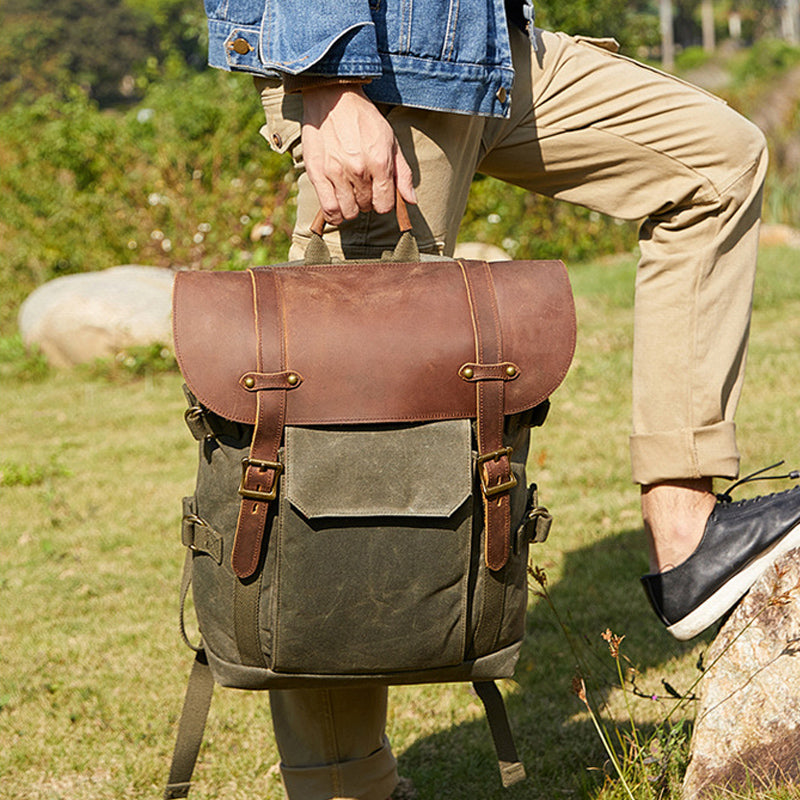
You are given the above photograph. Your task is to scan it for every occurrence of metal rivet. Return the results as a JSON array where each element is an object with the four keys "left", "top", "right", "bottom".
[
  {"left": 496, "top": 86, "right": 508, "bottom": 104},
  {"left": 271, "top": 133, "right": 283, "bottom": 149},
  {"left": 232, "top": 37, "right": 252, "bottom": 55},
  {"left": 506, "top": 365, "right": 517, "bottom": 377},
  {"left": 463, "top": 367, "right": 474, "bottom": 379},
  {"left": 244, "top": 376, "right": 255, "bottom": 389},
  {"left": 287, "top": 374, "right": 298, "bottom": 386}
]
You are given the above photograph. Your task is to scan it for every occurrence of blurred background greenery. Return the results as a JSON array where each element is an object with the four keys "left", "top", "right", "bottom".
[{"left": 2, "top": 0, "right": 800, "bottom": 338}]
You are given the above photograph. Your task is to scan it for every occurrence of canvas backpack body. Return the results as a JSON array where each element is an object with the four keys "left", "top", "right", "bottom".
[{"left": 164, "top": 239, "right": 576, "bottom": 798}]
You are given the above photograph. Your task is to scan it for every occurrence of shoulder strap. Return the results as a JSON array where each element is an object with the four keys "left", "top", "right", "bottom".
[
  {"left": 164, "top": 650, "right": 215, "bottom": 799},
  {"left": 473, "top": 680, "right": 527, "bottom": 787}
]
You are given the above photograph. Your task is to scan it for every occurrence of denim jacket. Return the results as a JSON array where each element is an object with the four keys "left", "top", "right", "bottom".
[{"left": 205, "top": 0, "right": 533, "bottom": 117}]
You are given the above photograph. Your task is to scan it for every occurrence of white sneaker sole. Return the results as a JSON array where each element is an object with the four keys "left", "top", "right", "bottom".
[{"left": 667, "top": 521, "right": 800, "bottom": 641}]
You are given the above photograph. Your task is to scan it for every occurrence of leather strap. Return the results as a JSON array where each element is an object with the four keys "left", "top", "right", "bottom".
[
  {"left": 458, "top": 260, "right": 515, "bottom": 571},
  {"left": 164, "top": 650, "right": 215, "bottom": 799},
  {"left": 231, "top": 269, "right": 292, "bottom": 579}
]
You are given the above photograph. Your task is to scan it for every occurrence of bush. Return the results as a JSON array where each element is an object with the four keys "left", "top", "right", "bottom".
[
  {"left": 0, "top": 72, "right": 294, "bottom": 336},
  {"left": 461, "top": 176, "right": 638, "bottom": 262}
]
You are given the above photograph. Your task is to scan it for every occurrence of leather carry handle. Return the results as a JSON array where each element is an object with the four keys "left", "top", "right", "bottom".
[
  {"left": 309, "top": 190, "right": 413, "bottom": 236},
  {"left": 306, "top": 190, "right": 416, "bottom": 265}
]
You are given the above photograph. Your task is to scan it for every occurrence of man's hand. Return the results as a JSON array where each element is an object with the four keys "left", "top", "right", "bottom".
[{"left": 301, "top": 84, "right": 417, "bottom": 225}]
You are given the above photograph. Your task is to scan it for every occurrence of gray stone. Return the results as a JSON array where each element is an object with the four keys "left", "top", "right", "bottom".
[
  {"left": 453, "top": 242, "right": 512, "bottom": 262},
  {"left": 18, "top": 265, "right": 175, "bottom": 367},
  {"left": 760, "top": 223, "right": 800, "bottom": 250},
  {"left": 682, "top": 548, "right": 800, "bottom": 799}
]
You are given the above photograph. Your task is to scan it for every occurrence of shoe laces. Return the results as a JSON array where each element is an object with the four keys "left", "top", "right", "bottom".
[{"left": 716, "top": 460, "right": 800, "bottom": 503}]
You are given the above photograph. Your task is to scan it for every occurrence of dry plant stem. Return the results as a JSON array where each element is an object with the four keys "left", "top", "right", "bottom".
[
  {"left": 530, "top": 565, "right": 799, "bottom": 799},
  {"left": 529, "top": 567, "right": 613, "bottom": 719},
  {"left": 577, "top": 679, "right": 638, "bottom": 800},
  {"left": 614, "top": 652, "right": 646, "bottom": 778}
]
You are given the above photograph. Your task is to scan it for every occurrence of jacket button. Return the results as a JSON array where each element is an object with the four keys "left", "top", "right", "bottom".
[
  {"left": 496, "top": 86, "right": 508, "bottom": 104},
  {"left": 271, "top": 133, "right": 283, "bottom": 148},
  {"left": 231, "top": 38, "right": 252, "bottom": 55}
]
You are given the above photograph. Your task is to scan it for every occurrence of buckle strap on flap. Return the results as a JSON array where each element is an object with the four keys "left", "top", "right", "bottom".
[
  {"left": 231, "top": 269, "right": 287, "bottom": 579},
  {"left": 239, "top": 458, "right": 283, "bottom": 501},
  {"left": 477, "top": 447, "right": 518, "bottom": 498},
  {"left": 459, "top": 260, "right": 513, "bottom": 571}
]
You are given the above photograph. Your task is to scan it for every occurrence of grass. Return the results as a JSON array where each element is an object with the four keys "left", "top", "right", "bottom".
[{"left": 1, "top": 244, "right": 800, "bottom": 798}]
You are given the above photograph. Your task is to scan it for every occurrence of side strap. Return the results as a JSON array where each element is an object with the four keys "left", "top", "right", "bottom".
[
  {"left": 164, "top": 650, "right": 215, "bottom": 799},
  {"left": 178, "top": 548, "right": 202, "bottom": 653},
  {"left": 473, "top": 680, "right": 527, "bottom": 788}
]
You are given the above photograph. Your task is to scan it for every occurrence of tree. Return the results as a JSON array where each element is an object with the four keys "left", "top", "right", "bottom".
[
  {"left": 534, "top": 0, "right": 660, "bottom": 52},
  {"left": 0, "top": 0, "right": 196, "bottom": 108}
]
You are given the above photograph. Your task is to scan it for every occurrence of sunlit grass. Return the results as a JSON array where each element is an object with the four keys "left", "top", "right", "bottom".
[{"left": 1, "top": 245, "right": 798, "bottom": 798}]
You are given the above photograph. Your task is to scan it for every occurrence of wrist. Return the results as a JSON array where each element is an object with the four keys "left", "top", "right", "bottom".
[{"left": 284, "top": 74, "right": 371, "bottom": 95}]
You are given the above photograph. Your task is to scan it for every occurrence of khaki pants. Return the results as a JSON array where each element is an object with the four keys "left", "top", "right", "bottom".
[{"left": 256, "top": 26, "right": 767, "bottom": 800}]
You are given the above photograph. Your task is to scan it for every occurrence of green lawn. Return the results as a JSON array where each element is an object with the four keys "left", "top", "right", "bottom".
[{"left": 2, "top": 245, "right": 800, "bottom": 799}]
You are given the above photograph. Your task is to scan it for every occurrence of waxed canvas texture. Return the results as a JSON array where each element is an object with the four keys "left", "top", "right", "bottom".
[
  {"left": 185, "top": 408, "right": 533, "bottom": 686},
  {"left": 176, "top": 255, "right": 574, "bottom": 688},
  {"left": 284, "top": 421, "right": 472, "bottom": 518}
]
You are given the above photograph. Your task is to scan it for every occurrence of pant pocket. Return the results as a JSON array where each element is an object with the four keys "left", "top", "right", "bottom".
[{"left": 254, "top": 75, "right": 303, "bottom": 156}]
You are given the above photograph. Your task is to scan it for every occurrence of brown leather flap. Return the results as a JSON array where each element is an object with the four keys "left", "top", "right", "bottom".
[{"left": 172, "top": 259, "right": 576, "bottom": 425}]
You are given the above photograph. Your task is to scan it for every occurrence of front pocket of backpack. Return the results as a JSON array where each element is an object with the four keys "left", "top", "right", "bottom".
[{"left": 271, "top": 420, "right": 473, "bottom": 675}]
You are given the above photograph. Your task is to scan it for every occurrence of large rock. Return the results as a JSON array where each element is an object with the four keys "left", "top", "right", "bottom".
[
  {"left": 759, "top": 223, "right": 800, "bottom": 249},
  {"left": 18, "top": 265, "right": 175, "bottom": 367},
  {"left": 453, "top": 242, "right": 512, "bottom": 261},
  {"left": 682, "top": 548, "right": 800, "bottom": 799}
]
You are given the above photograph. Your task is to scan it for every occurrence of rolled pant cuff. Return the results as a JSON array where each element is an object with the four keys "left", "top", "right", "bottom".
[
  {"left": 279, "top": 737, "right": 398, "bottom": 800},
  {"left": 630, "top": 421, "right": 740, "bottom": 484}
]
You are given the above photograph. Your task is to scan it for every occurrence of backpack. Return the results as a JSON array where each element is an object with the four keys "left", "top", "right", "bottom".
[{"left": 164, "top": 228, "right": 576, "bottom": 799}]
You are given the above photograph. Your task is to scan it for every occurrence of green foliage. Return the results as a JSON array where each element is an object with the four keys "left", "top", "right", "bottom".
[
  {"left": 124, "top": 0, "right": 208, "bottom": 71},
  {"left": 534, "top": 0, "right": 660, "bottom": 51},
  {"left": 80, "top": 343, "right": 178, "bottom": 382},
  {"left": 0, "top": 71, "right": 294, "bottom": 337},
  {"left": 461, "top": 176, "right": 638, "bottom": 262},
  {"left": 2, "top": 1, "right": 800, "bottom": 344},
  {"left": 0, "top": 335, "right": 50, "bottom": 382},
  {"left": 0, "top": 0, "right": 159, "bottom": 108},
  {"left": 729, "top": 37, "right": 800, "bottom": 86},
  {"left": 674, "top": 46, "right": 714, "bottom": 71}
]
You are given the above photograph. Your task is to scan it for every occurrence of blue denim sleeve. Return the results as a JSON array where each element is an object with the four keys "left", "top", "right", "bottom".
[{"left": 206, "top": 0, "right": 382, "bottom": 78}]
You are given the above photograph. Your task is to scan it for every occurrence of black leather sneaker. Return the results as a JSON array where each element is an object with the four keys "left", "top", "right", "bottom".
[{"left": 641, "top": 484, "right": 800, "bottom": 640}]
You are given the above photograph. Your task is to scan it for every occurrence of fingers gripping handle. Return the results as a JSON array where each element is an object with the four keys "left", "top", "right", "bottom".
[{"left": 307, "top": 191, "right": 415, "bottom": 265}]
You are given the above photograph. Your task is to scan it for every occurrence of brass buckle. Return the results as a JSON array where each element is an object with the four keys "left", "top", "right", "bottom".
[
  {"left": 182, "top": 513, "right": 205, "bottom": 550},
  {"left": 238, "top": 458, "right": 283, "bottom": 501},
  {"left": 477, "top": 446, "right": 517, "bottom": 498}
]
